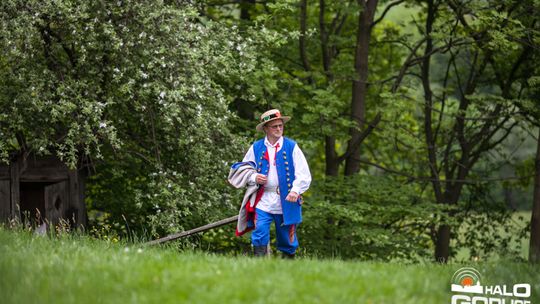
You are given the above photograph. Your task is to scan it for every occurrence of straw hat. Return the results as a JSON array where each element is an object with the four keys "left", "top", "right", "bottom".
[{"left": 255, "top": 109, "right": 291, "bottom": 132}]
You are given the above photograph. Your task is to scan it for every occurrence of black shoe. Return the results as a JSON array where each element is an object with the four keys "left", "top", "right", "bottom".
[
  {"left": 281, "top": 252, "right": 295, "bottom": 259},
  {"left": 253, "top": 245, "right": 267, "bottom": 257}
]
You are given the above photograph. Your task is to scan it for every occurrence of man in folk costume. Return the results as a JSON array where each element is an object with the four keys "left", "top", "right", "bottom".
[{"left": 228, "top": 109, "right": 311, "bottom": 259}]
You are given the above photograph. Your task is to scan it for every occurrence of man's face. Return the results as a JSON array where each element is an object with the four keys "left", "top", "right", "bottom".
[{"left": 264, "top": 119, "right": 284, "bottom": 138}]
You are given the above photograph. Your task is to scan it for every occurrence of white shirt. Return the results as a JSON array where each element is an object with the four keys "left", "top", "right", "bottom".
[{"left": 242, "top": 136, "right": 312, "bottom": 214}]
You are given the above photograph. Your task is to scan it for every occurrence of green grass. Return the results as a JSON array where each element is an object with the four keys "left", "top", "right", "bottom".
[{"left": 1, "top": 228, "right": 539, "bottom": 304}]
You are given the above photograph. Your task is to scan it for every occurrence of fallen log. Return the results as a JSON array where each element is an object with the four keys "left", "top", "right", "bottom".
[{"left": 145, "top": 215, "right": 238, "bottom": 246}]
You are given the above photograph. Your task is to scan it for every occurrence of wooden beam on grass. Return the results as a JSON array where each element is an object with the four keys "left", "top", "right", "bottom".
[{"left": 145, "top": 215, "right": 239, "bottom": 246}]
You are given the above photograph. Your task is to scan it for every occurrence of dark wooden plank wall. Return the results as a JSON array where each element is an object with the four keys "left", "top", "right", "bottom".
[
  {"left": 44, "top": 181, "right": 68, "bottom": 227},
  {"left": 10, "top": 159, "right": 20, "bottom": 220},
  {"left": 68, "top": 170, "right": 87, "bottom": 228},
  {"left": 0, "top": 180, "right": 10, "bottom": 221},
  {"left": 0, "top": 155, "right": 87, "bottom": 227},
  {"left": 0, "top": 166, "right": 9, "bottom": 180},
  {"left": 20, "top": 156, "right": 69, "bottom": 182}
]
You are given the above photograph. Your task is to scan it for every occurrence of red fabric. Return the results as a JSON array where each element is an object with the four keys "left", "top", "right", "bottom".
[
  {"left": 247, "top": 187, "right": 264, "bottom": 213},
  {"left": 289, "top": 224, "right": 296, "bottom": 243},
  {"left": 273, "top": 143, "right": 280, "bottom": 164},
  {"left": 235, "top": 226, "right": 253, "bottom": 236},
  {"left": 237, "top": 187, "right": 265, "bottom": 237}
]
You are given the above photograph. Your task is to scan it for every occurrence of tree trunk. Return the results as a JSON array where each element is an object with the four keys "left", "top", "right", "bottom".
[
  {"left": 325, "top": 136, "right": 339, "bottom": 176},
  {"left": 239, "top": 0, "right": 255, "bottom": 20},
  {"left": 345, "top": 0, "right": 378, "bottom": 175},
  {"left": 421, "top": 0, "right": 453, "bottom": 263},
  {"left": 435, "top": 224, "right": 451, "bottom": 263},
  {"left": 434, "top": 189, "right": 461, "bottom": 263},
  {"left": 529, "top": 127, "right": 540, "bottom": 263}
]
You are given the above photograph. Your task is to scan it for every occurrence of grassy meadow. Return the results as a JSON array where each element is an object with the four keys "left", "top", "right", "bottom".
[{"left": 1, "top": 228, "right": 539, "bottom": 304}]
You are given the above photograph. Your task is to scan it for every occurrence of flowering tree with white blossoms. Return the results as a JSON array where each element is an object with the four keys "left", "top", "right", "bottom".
[{"left": 0, "top": 0, "right": 278, "bottom": 237}]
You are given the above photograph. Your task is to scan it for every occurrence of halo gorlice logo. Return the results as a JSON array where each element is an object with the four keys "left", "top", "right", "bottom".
[
  {"left": 450, "top": 267, "right": 532, "bottom": 304},
  {"left": 451, "top": 267, "right": 483, "bottom": 294}
]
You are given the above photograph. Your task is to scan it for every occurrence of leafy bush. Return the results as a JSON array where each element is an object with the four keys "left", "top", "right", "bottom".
[
  {"left": 0, "top": 0, "right": 277, "bottom": 240},
  {"left": 299, "top": 175, "right": 439, "bottom": 261},
  {"left": 452, "top": 182, "right": 530, "bottom": 261}
]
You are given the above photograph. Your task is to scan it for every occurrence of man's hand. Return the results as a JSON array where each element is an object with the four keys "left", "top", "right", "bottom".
[
  {"left": 256, "top": 174, "right": 267, "bottom": 185},
  {"left": 286, "top": 191, "right": 299, "bottom": 202}
]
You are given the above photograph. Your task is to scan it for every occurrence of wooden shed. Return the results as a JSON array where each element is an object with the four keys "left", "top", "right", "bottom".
[{"left": 0, "top": 154, "right": 87, "bottom": 229}]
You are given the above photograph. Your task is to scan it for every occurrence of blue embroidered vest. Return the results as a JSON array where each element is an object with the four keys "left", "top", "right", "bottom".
[{"left": 253, "top": 137, "right": 302, "bottom": 225}]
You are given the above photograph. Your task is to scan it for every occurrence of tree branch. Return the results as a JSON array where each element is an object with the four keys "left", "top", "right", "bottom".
[
  {"left": 319, "top": 0, "right": 333, "bottom": 81},
  {"left": 299, "top": 0, "right": 312, "bottom": 81},
  {"left": 391, "top": 38, "right": 426, "bottom": 92},
  {"left": 337, "top": 112, "right": 381, "bottom": 163},
  {"left": 371, "top": 0, "right": 406, "bottom": 29},
  {"left": 421, "top": 0, "right": 442, "bottom": 201},
  {"left": 357, "top": 158, "right": 534, "bottom": 184}
]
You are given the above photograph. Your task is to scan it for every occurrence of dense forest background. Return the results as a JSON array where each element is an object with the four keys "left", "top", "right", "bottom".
[{"left": 0, "top": 0, "right": 538, "bottom": 263}]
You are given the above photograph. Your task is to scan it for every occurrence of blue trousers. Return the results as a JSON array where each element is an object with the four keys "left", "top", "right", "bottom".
[{"left": 251, "top": 208, "right": 299, "bottom": 255}]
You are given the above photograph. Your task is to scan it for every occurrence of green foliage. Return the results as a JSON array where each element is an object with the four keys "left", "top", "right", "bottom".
[
  {"left": 1, "top": 0, "right": 537, "bottom": 263},
  {"left": 0, "top": 0, "right": 278, "bottom": 239},
  {"left": 199, "top": 226, "right": 252, "bottom": 255},
  {"left": 452, "top": 183, "right": 530, "bottom": 261},
  {"left": 374, "top": 0, "right": 539, "bottom": 261},
  {"left": 299, "top": 175, "right": 439, "bottom": 261}
]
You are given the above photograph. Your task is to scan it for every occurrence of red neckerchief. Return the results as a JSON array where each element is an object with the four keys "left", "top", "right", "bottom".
[{"left": 273, "top": 142, "right": 280, "bottom": 165}]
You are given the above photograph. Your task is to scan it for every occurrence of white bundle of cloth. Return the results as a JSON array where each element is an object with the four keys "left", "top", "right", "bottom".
[{"left": 227, "top": 161, "right": 259, "bottom": 235}]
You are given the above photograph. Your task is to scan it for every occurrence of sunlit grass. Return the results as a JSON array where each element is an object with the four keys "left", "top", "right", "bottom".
[{"left": 0, "top": 228, "right": 538, "bottom": 304}]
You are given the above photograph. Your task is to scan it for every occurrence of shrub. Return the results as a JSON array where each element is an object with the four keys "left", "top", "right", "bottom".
[{"left": 299, "top": 175, "right": 438, "bottom": 261}]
